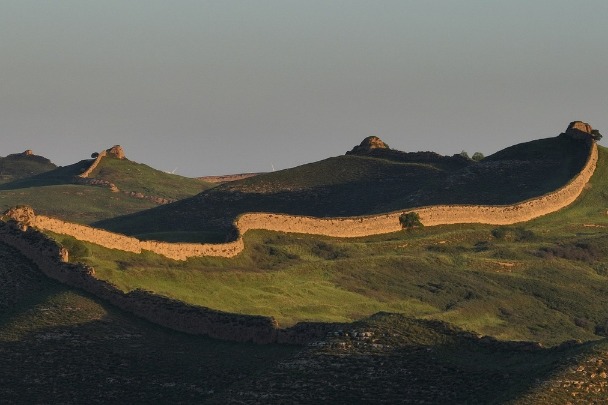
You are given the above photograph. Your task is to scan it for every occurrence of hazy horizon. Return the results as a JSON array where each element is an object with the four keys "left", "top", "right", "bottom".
[{"left": 2, "top": 1, "right": 606, "bottom": 177}]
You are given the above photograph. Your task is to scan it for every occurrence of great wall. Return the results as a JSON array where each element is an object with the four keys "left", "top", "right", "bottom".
[
  {"left": 0, "top": 220, "right": 343, "bottom": 344},
  {"left": 3, "top": 130, "right": 599, "bottom": 260},
  {"left": 0, "top": 122, "right": 601, "bottom": 343}
]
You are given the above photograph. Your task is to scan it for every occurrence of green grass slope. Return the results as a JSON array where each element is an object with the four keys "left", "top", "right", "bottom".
[
  {"left": 0, "top": 152, "right": 56, "bottom": 185},
  {"left": 0, "top": 241, "right": 297, "bottom": 403},
  {"left": 81, "top": 144, "right": 608, "bottom": 345},
  {"left": 0, "top": 185, "right": 161, "bottom": 224},
  {"left": 0, "top": 155, "right": 213, "bottom": 224},
  {"left": 5, "top": 242, "right": 608, "bottom": 403},
  {"left": 88, "top": 155, "right": 212, "bottom": 200},
  {"left": 96, "top": 134, "right": 590, "bottom": 240}
]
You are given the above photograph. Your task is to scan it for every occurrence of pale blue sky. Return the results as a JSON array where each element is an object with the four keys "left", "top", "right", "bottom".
[{"left": 1, "top": 1, "right": 606, "bottom": 176}]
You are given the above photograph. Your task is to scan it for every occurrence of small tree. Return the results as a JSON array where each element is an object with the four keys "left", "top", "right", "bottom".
[
  {"left": 591, "top": 129, "right": 603, "bottom": 141},
  {"left": 471, "top": 152, "right": 484, "bottom": 161},
  {"left": 459, "top": 150, "right": 470, "bottom": 159},
  {"left": 400, "top": 212, "right": 423, "bottom": 230}
]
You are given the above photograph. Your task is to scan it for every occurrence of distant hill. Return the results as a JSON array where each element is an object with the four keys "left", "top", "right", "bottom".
[
  {"left": 0, "top": 150, "right": 56, "bottom": 184},
  {"left": 198, "top": 172, "right": 263, "bottom": 184},
  {"left": 96, "top": 132, "right": 590, "bottom": 240},
  {"left": 0, "top": 146, "right": 214, "bottom": 223}
]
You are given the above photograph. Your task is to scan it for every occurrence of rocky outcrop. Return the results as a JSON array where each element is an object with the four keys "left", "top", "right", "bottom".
[
  {"left": 567, "top": 121, "right": 593, "bottom": 135},
  {"left": 123, "top": 191, "right": 176, "bottom": 205},
  {"left": 106, "top": 145, "right": 125, "bottom": 159},
  {"left": 78, "top": 145, "right": 126, "bottom": 178},
  {"left": 565, "top": 121, "right": 599, "bottom": 142},
  {"left": 3, "top": 206, "right": 36, "bottom": 228},
  {"left": 347, "top": 136, "right": 389, "bottom": 154},
  {"left": 73, "top": 177, "right": 120, "bottom": 192}
]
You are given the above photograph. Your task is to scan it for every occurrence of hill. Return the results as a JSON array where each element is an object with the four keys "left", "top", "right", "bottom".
[
  {"left": 213, "top": 313, "right": 608, "bottom": 404},
  {"left": 0, "top": 145, "right": 213, "bottom": 223},
  {"left": 0, "top": 150, "right": 56, "bottom": 184},
  {"left": 2, "top": 122, "right": 608, "bottom": 402},
  {"left": 2, "top": 240, "right": 607, "bottom": 403},
  {"left": 96, "top": 131, "right": 590, "bottom": 241},
  {"left": 0, "top": 240, "right": 297, "bottom": 403},
  {"left": 81, "top": 141, "right": 608, "bottom": 336}
]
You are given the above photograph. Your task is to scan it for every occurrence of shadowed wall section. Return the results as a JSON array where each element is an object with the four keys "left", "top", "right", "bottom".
[{"left": 0, "top": 220, "right": 348, "bottom": 343}]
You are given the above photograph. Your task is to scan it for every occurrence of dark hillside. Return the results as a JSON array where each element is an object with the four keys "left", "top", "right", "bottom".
[
  {"left": 0, "top": 160, "right": 91, "bottom": 189},
  {"left": 3, "top": 241, "right": 607, "bottom": 403},
  {"left": 212, "top": 313, "right": 608, "bottom": 404},
  {"left": 96, "top": 154, "right": 452, "bottom": 238},
  {"left": 0, "top": 241, "right": 297, "bottom": 403},
  {"left": 395, "top": 134, "right": 590, "bottom": 208},
  {"left": 96, "top": 134, "right": 591, "bottom": 240},
  {"left": 0, "top": 151, "right": 56, "bottom": 184}
]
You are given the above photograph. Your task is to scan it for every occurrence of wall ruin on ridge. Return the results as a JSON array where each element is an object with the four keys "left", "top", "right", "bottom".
[{"left": 8, "top": 141, "right": 597, "bottom": 260}]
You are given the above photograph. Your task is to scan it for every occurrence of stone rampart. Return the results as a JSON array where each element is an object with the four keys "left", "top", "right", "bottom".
[
  {"left": 0, "top": 220, "right": 349, "bottom": 344},
  {"left": 29, "top": 215, "right": 244, "bottom": 260},
  {"left": 0, "top": 220, "right": 279, "bottom": 343},
  {"left": 5, "top": 142, "right": 598, "bottom": 260},
  {"left": 78, "top": 151, "right": 107, "bottom": 178},
  {"left": 236, "top": 142, "right": 597, "bottom": 235}
]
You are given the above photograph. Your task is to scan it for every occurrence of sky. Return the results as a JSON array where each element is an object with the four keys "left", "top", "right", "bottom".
[{"left": 1, "top": 1, "right": 607, "bottom": 177}]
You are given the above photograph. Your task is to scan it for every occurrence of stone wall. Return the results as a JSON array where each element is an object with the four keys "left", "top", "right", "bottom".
[
  {"left": 29, "top": 215, "right": 244, "bottom": 260},
  {"left": 5, "top": 142, "right": 598, "bottom": 260},
  {"left": 0, "top": 220, "right": 280, "bottom": 343},
  {"left": 78, "top": 150, "right": 107, "bottom": 178},
  {"left": 0, "top": 140, "right": 599, "bottom": 344},
  {"left": 237, "top": 142, "right": 597, "bottom": 235},
  {"left": 0, "top": 220, "right": 349, "bottom": 343}
]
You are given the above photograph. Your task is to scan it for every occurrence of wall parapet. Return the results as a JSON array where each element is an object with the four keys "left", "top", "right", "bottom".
[{"left": 6, "top": 142, "right": 597, "bottom": 260}]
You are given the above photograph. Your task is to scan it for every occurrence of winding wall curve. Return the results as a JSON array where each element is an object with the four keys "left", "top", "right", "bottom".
[
  {"left": 78, "top": 150, "right": 107, "bottom": 178},
  {"left": 14, "top": 142, "right": 599, "bottom": 260}
]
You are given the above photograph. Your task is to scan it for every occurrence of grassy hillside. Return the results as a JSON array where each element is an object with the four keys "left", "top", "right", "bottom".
[
  {"left": 4, "top": 243, "right": 607, "bottom": 403},
  {"left": 76, "top": 145, "right": 608, "bottom": 346},
  {"left": 0, "top": 241, "right": 297, "bottom": 403},
  {"left": 214, "top": 314, "right": 608, "bottom": 404},
  {"left": 3, "top": 138, "right": 608, "bottom": 403},
  {"left": 0, "top": 152, "right": 56, "bottom": 184},
  {"left": 0, "top": 155, "right": 213, "bottom": 224},
  {"left": 88, "top": 155, "right": 212, "bottom": 200},
  {"left": 0, "top": 185, "right": 160, "bottom": 224},
  {"left": 96, "top": 134, "right": 590, "bottom": 240}
]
